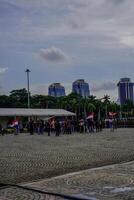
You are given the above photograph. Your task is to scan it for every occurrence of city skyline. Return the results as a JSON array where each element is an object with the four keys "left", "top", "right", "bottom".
[
  {"left": 47, "top": 77, "right": 134, "bottom": 103},
  {"left": 117, "top": 78, "right": 134, "bottom": 104},
  {"left": 0, "top": 0, "right": 134, "bottom": 100},
  {"left": 1, "top": 74, "right": 134, "bottom": 102},
  {"left": 48, "top": 82, "right": 65, "bottom": 97},
  {"left": 2, "top": 77, "right": 134, "bottom": 103},
  {"left": 72, "top": 79, "right": 90, "bottom": 98}
]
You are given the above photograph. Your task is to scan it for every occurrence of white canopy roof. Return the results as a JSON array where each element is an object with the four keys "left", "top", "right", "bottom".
[{"left": 0, "top": 108, "right": 75, "bottom": 117}]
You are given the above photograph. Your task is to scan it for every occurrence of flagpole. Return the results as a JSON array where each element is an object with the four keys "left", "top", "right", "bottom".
[{"left": 25, "top": 69, "right": 31, "bottom": 108}]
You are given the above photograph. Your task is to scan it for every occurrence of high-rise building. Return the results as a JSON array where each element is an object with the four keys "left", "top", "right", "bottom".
[
  {"left": 117, "top": 78, "right": 134, "bottom": 105},
  {"left": 48, "top": 83, "right": 65, "bottom": 97},
  {"left": 72, "top": 79, "right": 90, "bottom": 98}
]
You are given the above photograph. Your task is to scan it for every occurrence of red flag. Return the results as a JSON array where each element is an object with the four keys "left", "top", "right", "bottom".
[
  {"left": 87, "top": 112, "right": 94, "bottom": 119},
  {"left": 109, "top": 112, "right": 117, "bottom": 116}
]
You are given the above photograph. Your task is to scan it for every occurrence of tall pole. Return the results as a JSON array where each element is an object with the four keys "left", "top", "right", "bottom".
[
  {"left": 105, "top": 103, "right": 107, "bottom": 118},
  {"left": 25, "top": 69, "right": 30, "bottom": 108},
  {"left": 98, "top": 107, "right": 101, "bottom": 121},
  {"left": 120, "top": 104, "right": 122, "bottom": 120}
]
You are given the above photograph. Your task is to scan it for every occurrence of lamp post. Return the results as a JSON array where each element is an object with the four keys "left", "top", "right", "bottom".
[
  {"left": 104, "top": 95, "right": 110, "bottom": 118},
  {"left": 97, "top": 97, "right": 104, "bottom": 121},
  {"left": 120, "top": 104, "right": 122, "bottom": 120},
  {"left": 25, "top": 69, "right": 30, "bottom": 108}
]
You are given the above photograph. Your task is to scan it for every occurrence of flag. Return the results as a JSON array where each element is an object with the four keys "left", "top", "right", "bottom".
[
  {"left": 12, "top": 120, "right": 19, "bottom": 126},
  {"left": 87, "top": 112, "right": 94, "bottom": 119},
  {"left": 109, "top": 112, "right": 117, "bottom": 116}
]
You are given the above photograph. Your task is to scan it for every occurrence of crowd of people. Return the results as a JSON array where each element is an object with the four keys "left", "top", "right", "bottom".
[
  {"left": 0, "top": 116, "right": 118, "bottom": 136},
  {"left": 28, "top": 118, "right": 76, "bottom": 136},
  {"left": 28, "top": 117, "right": 118, "bottom": 136}
]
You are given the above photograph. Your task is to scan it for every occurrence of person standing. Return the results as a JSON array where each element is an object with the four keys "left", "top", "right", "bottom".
[
  {"left": 55, "top": 119, "right": 61, "bottom": 136},
  {"left": 63, "top": 120, "right": 68, "bottom": 134},
  {"left": 13, "top": 119, "right": 19, "bottom": 135},
  {"left": 99, "top": 119, "right": 103, "bottom": 132},
  {"left": 109, "top": 118, "right": 114, "bottom": 132},
  {"left": 51, "top": 119, "right": 55, "bottom": 133},
  {"left": 29, "top": 119, "right": 34, "bottom": 135},
  {"left": 39, "top": 120, "right": 44, "bottom": 134},
  {"left": 79, "top": 119, "right": 84, "bottom": 133},
  {"left": 0, "top": 124, "right": 4, "bottom": 135},
  {"left": 67, "top": 119, "right": 72, "bottom": 134},
  {"left": 45, "top": 121, "right": 51, "bottom": 136}
]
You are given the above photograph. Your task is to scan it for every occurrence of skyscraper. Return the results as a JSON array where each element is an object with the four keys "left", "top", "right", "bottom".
[
  {"left": 72, "top": 79, "right": 90, "bottom": 98},
  {"left": 48, "top": 83, "right": 65, "bottom": 97},
  {"left": 117, "top": 78, "right": 134, "bottom": 105}
]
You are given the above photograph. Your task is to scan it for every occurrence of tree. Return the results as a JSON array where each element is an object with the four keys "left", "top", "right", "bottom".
[
  {"left": 31, "top": 95, "right": 57, "bottom": 108},
  {"left": 88, "top": 95, "right": 96, "bottom": 101},
  {"left": 108, "top": 102, "right": 120, "bottom": 113},
  {"left": 9, "top": 88, "right": 28, "bottom": 108},
  {"left": 1, "top": 88, "right": 134, "bottom": 120},
  {"left": 87, "top": 102, "right": 96, "bottom": 112},
  {"left": 122, "top": 100, "right": 134, "bottom": 117},
  {"left": 0, "top": 95, "right": 10, "bottom": 108}
]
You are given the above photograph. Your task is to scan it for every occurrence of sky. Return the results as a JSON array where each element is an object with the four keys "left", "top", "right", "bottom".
[{"left": 0, "top": 0, "right": 134, "bottom": 100}]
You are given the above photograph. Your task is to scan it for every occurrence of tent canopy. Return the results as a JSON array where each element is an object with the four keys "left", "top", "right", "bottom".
[{"left": 0, "top": 108, "right": 75, "bottom": 117}]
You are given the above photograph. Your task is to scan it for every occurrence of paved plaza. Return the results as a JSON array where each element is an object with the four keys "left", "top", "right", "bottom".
[
  {"left": 0, "top": 186, "right": 66, "bottom": 200},
  {"left": 0, "top": 128, "right": 134, "bottom": 199},
  {"left": 27, "top": 161, "right": 134, "bottom": 200},
  {"left": 0, "top": 128, "right": 134, "bottom": 184}
]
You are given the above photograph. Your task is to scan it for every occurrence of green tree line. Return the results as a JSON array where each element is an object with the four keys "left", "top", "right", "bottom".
[{"left": 0, "top": 88, "right": 134, "bottom": 119}]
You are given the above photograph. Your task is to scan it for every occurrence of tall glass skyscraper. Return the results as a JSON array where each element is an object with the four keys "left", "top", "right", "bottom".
[
  {"left": 48, "top": 83, "right": 65, "bottom": 97},
  {"left": 117, "top": 78, "right": 134, "bottom": 105},
  {"left": 72, "top": 79, "right": 90, "bottom": 98}
]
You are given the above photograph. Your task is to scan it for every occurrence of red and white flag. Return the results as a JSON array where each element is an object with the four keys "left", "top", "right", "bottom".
[
  {"left": 109, "top": 112, "right": 117, "bottom": 117},
  {"left": 87, "top": 112, "right": 94, "bottom": 119}
]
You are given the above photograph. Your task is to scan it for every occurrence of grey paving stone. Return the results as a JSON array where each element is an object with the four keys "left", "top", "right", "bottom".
[{"left": 0, "top": 128, "right": 134, "bottom": 185}]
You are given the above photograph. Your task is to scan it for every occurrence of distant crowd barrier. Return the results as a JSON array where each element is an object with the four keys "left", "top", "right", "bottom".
[{"left": 117, "top": 120, "right": 134, "bottom": 128}]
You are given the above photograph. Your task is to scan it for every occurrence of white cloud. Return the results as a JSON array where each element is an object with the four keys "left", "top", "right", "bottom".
[
  {"left": 90, "top": 81, "right": 117, "bottom": 101},
  {"left": 39, "top": 47, "right": 68, "bottom": 63},
  {"left": 30, "top": 84, "right": 49, "bottom": 95},
  {"left": 91, "top": 81, "right": 116, "bottom": 92},
  {"left": 0, "top": 0, "right": 134, "bottom": 101},
  {"left": 2, "top": 0, "right": 134, "bottom": 51},
  {"left": 120, "top": 35, "right": 134, "bottom": 48},
  {"left": 0, "top": 67, "right": 8, "bottom": 74}
]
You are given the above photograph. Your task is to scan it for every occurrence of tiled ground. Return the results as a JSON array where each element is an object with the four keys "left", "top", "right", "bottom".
[
  {"left": 1, "top": 128, "right": 134, "bottom": 199},
  {"left": 27, "top": 161, "right": 134, "bottom": 200},
  {"left": 0, "top": 186, "right": 69, "bottom": 200},
  {"left": 0, "top": 128, "right": 134, "bottom": 184}
]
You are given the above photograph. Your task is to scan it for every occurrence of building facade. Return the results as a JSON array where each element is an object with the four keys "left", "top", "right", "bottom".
[
  {"left": 117, "top": 78, "right": 134, "bottom": 105},
  {"left": 48, "top": 83, "right": 65, "bottom": 97},
  {"left": 72, "top": 79, "right": 90, "bottom": 98}
]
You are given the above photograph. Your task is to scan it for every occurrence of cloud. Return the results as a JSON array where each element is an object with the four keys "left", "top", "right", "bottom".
[
  {"left": 120, "top": 35, "right": 134, "bottom": 48},
  {"left": 0, "top": 82, "right": 3, "bottom": 90},
  {"left": 109, "top": 0, "right": 125, "bottom": 5},
  {"left": 62, "top": 82, "right": 72, "bottom": 94},
  {"left": 1, "top": 0, "right": 133, "bottom": 49},
  {"left": 0, "top": 0, "right": 134, "bottom": 102},
  {"left": 0, "top": 67, "right": 8, "bottom": 74},
  {"left": 30, "top": 84, "right": 49, "bottom": 95},
  {"left": 0, "top": 79, "right": 5, "bottom": 95},
  {"left": 91, "top": 81, "right": 116, "bottom": 92},
  {"left": 39, "top": 47, "right": 68, "bottom": 63}
]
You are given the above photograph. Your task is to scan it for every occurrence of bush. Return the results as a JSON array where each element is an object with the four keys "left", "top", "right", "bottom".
[
  {"left": 3, "top": 128, "right": 16, "bottom": 134},
  {"left": 22, "top": 128, "right": 28, "bottom": 133}
]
